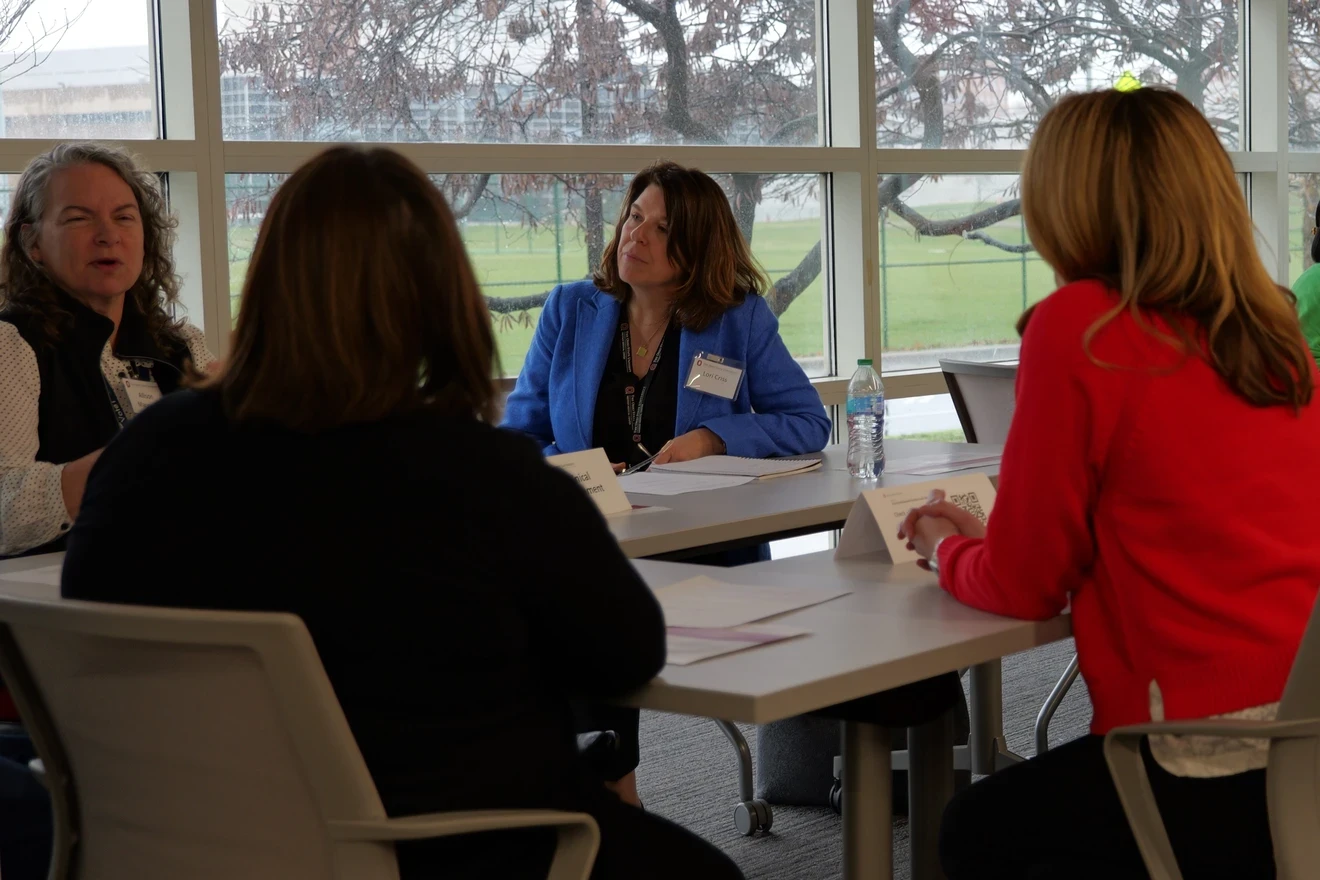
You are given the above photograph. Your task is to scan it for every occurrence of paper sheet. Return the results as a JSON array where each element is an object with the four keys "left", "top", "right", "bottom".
[
  {"left": 885, "top": 451, "right": 1002, "bottom": 476},
  {"left": 666, "top": 623, "right": 808, "bottom": 665},
  {"left": 618, "top": 472, "right": 755, "bottom": 496},
  {"left": 0, "top": 564, "right": 62, "bottom": 587},
  {"left": 654, "top": 575, "right": 850, "bottom": 628},
  {"left": 649, "top": 455, "right": 822, "bottom": 479}
]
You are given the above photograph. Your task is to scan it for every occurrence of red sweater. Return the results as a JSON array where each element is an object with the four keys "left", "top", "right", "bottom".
[{"left": 938, "top": 280, "right": 1320, "bottom": 734}]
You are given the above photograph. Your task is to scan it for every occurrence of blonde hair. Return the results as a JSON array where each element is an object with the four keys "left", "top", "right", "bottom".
[{"left": 1020, "top": 88, "right": 1312, "bottom": 409}]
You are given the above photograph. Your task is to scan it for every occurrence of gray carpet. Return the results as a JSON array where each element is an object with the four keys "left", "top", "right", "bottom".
[{"left": 635, "top": 639, "right": 1091, "bottom": 879}]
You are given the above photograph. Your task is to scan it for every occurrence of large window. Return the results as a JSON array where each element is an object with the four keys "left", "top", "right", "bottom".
[
  {"left": 226, "top": 170, "right": 827, "bottom": 375},
  {"left": 0, "top": 0, "right": 1303, "bottom": 425},
  {"left": 874, "top": 0, "right": 1239, "bottom": 150},
  {"left": 877, "top": 175, "right": 1051, "bottom": 373},
  {"left": 0, "top": 1, "right": 157, "bottom": 139},
  {"left": 216, "top": 0, "right": 818, "bottom": 146}
]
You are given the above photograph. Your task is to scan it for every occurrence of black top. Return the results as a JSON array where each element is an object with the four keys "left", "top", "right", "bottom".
[
  {"left": 592, "top": 321, "right": 682, "bottom": 467},
  {"left": 62, "top": 389, "right": 666, "bottom": 876}
]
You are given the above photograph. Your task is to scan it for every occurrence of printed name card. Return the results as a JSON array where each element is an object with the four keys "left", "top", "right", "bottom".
[
  {"left": 835, "top": 473, "right": 997, "bottom": 563},
  {"left": 547, "top": 448, "right": 632, "bottom": 516}
]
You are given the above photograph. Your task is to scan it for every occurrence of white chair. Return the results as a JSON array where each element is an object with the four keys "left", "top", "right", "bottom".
[
  {"left": 1104, "top": 596, "right": 1320, "bottom": 880},
  {"left": 0, "top": 594, "right": 599, "bottom": 880}
]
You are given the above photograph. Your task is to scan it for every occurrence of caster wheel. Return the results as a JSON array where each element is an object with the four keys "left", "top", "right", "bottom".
[
  {"left": 829, "top": 779, "right": 842, "bottom": 815},
  {"left": 733, "top": 798, "right": 773, "bottom": 836}
]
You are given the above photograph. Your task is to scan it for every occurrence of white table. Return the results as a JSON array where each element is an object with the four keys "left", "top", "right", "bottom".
[
  {"left": 0, "top": 554, "right": 62, "bottom": 597},
  {"left": 633, "top": 551, "right": 1071, "bottom": 880},
  {"left": 612, "top": 440, "right": 1022, "bottom": 780},
  {"left": 610, "top": 440, "right": 1001, "bottom": 560}
]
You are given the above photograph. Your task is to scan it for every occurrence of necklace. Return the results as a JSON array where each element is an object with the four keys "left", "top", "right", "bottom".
[{"left": 635, "top": 323, "right": 666, "bottom": 359}]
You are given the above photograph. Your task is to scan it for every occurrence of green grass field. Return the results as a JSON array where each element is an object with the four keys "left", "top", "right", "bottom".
[
  {"left": 227, "top": 209, "right": 1044, "bottom": 374},
  {"left": 226, "top": 191, "right": 1317, "bottom": 375}
]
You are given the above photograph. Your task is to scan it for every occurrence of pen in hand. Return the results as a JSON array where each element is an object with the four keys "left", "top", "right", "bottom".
[{"left": 620, "top": 450, "right": 661, "bottom": 476}]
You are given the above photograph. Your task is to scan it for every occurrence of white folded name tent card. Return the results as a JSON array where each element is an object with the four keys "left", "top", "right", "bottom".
[
  {"left": 835, "top": 472, "right": 997, "bottom": 564},
  {"left": 546, "top": 448, "right": 632, "bottom": 515}
]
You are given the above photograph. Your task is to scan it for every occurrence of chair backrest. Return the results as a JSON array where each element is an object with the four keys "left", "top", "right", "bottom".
[
  {"left": 1267, "top": 594, "right": 1320, "bottom": 878},
  {"left": 939, "top": 359, "right": 1018, "bottom": 445},
  {"left": 0, "top": 595, "right": 399, "bottom": 880}
]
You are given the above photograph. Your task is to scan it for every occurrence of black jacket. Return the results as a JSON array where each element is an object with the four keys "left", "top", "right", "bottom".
[
  {"left": 62, "top": 389, "right": 667, "bottom": 877},
  {"left": 0, "top": 293, "right": 192, "bottom": 469}
]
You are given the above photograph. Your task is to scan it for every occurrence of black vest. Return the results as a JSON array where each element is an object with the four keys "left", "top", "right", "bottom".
[{"left": 0, "top": 293, "right": 191, "bottom": 554}]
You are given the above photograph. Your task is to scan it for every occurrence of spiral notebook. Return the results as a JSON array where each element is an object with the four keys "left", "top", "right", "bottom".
[{"left": 648, "top": 455, "right": 823, "bottom": 480}]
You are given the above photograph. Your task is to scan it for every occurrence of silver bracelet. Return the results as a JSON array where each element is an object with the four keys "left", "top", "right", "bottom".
[{"left": 927, "top": 536, "right": 948, "bottom": 574}]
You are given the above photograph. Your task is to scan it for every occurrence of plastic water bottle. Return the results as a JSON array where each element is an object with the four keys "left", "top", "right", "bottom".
[{"left": 846, "top": 359, "right": 885, "bottom": 479}]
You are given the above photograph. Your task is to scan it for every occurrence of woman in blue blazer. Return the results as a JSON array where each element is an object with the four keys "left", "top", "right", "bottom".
[
  {"left": 503, "top": 163, "right": 829, "bottom": 470},
  {"left": 502, "top": 162, "right": 831, "bottom": 807}
]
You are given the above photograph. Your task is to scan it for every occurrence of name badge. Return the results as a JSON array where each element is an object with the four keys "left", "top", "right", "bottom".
[
  {"left": 546, "top": 448, "right": 632, "bottom": 515},
  {"left": 685, "top": 352, "right": 744, "bottom": 400},
  {"left": 121, "top": 378, "right": 163, "bottom": 416}
]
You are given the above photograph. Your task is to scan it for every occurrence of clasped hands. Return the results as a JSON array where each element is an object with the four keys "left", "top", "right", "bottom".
[{"left": 897, "top": 489, "right": 987, "bottom": 571}]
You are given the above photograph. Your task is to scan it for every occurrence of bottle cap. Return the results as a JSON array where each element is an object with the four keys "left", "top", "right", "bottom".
[{"left": 857, "top": 358, "right": 873, "bottom": 366}]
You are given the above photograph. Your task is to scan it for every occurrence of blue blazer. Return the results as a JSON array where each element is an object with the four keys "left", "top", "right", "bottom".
[{"left": 502, "top": 281, "right": 831, "bottom": 458}]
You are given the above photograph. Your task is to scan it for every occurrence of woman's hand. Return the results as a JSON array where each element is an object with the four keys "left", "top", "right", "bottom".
[
  {"left": 652, "top": 428, "right": 725, "bottom": 465},
  {"left": 612, "top": 462, "right": 626, "bottom": 474},
  {"left": 897, "top": 489, "right": 988, "bottom": 567}
]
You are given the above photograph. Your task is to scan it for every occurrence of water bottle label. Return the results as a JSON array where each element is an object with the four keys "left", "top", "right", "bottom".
[{"left": 846, "top": 396, "right": 884, "bottom": 415}]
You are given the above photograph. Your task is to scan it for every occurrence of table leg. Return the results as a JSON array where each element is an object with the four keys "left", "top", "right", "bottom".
[
  {"left": 908, "top": 710, "right": 955, "bottom": 880},
  {"left": 843, "top": 720, "right": 892, "bottom": 880},
  {"left": 968, "top": 661, "right": 1024, "bottom": 775}
]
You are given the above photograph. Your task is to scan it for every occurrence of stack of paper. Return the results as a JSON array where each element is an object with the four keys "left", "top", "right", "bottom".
[
  {"left": 617, "top": 472, "right": 754, "bottom": 495},
  {"left": 885, "top": 450, "right": 1002, "bottom": 476},
  {"left": 649, "top": 455, "right": 823, "bottom": 480},
  {"left": 654, "top": 575, "right": 849, "bottom": 665},
  {"left": 618, "top": 455, "right": 822, "bottom": 495}
]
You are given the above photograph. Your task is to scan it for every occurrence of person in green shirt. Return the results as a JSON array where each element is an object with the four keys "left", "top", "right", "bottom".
[{"left": 1293, "top": 201, "right": 1320, "bottom": 364}]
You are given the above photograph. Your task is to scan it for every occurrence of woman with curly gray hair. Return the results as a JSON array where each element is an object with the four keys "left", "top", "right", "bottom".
[{"left": 0, "top": 142, "right": 213, "bottom": 558}]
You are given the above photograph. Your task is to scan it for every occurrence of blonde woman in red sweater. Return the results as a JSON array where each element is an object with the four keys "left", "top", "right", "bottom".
[{"left": 900, "top": 87, "right": 1320, "bottom": 879}]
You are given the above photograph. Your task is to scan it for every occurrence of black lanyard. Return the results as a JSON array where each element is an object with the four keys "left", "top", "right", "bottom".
[
  {"left": 620, "top": 321, "right": 667, "bottom": 448},
  {"left": 102, "top": 376, "right": 129, "bottom": 428}
]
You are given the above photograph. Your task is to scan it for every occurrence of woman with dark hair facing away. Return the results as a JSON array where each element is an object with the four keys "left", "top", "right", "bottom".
[
  {"left": 900, "top": 87, "right": 1320, "bottom": 878},
  {"left": 61, "top": 147, "right": 744, "bottom": 880},
  {"left": 0, "top": 142, "right": 213, "bottom": 559},
  {"left": 1291, "top": 199, "right": 1320, "bottom": 364}
]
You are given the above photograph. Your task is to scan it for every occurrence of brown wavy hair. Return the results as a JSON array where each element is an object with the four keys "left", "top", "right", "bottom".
[
  {"left": 594, "top": 161, "right": 770, "bottom": 330},
  {"left": 205, "top": 146, "right": 499, "bottom": 431},
  {"left": 1020, "top": 87, "right": 1313, "bottom": 409},
  {"left": 0, "top": 142, "right": 183, "bottom": 348}
]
